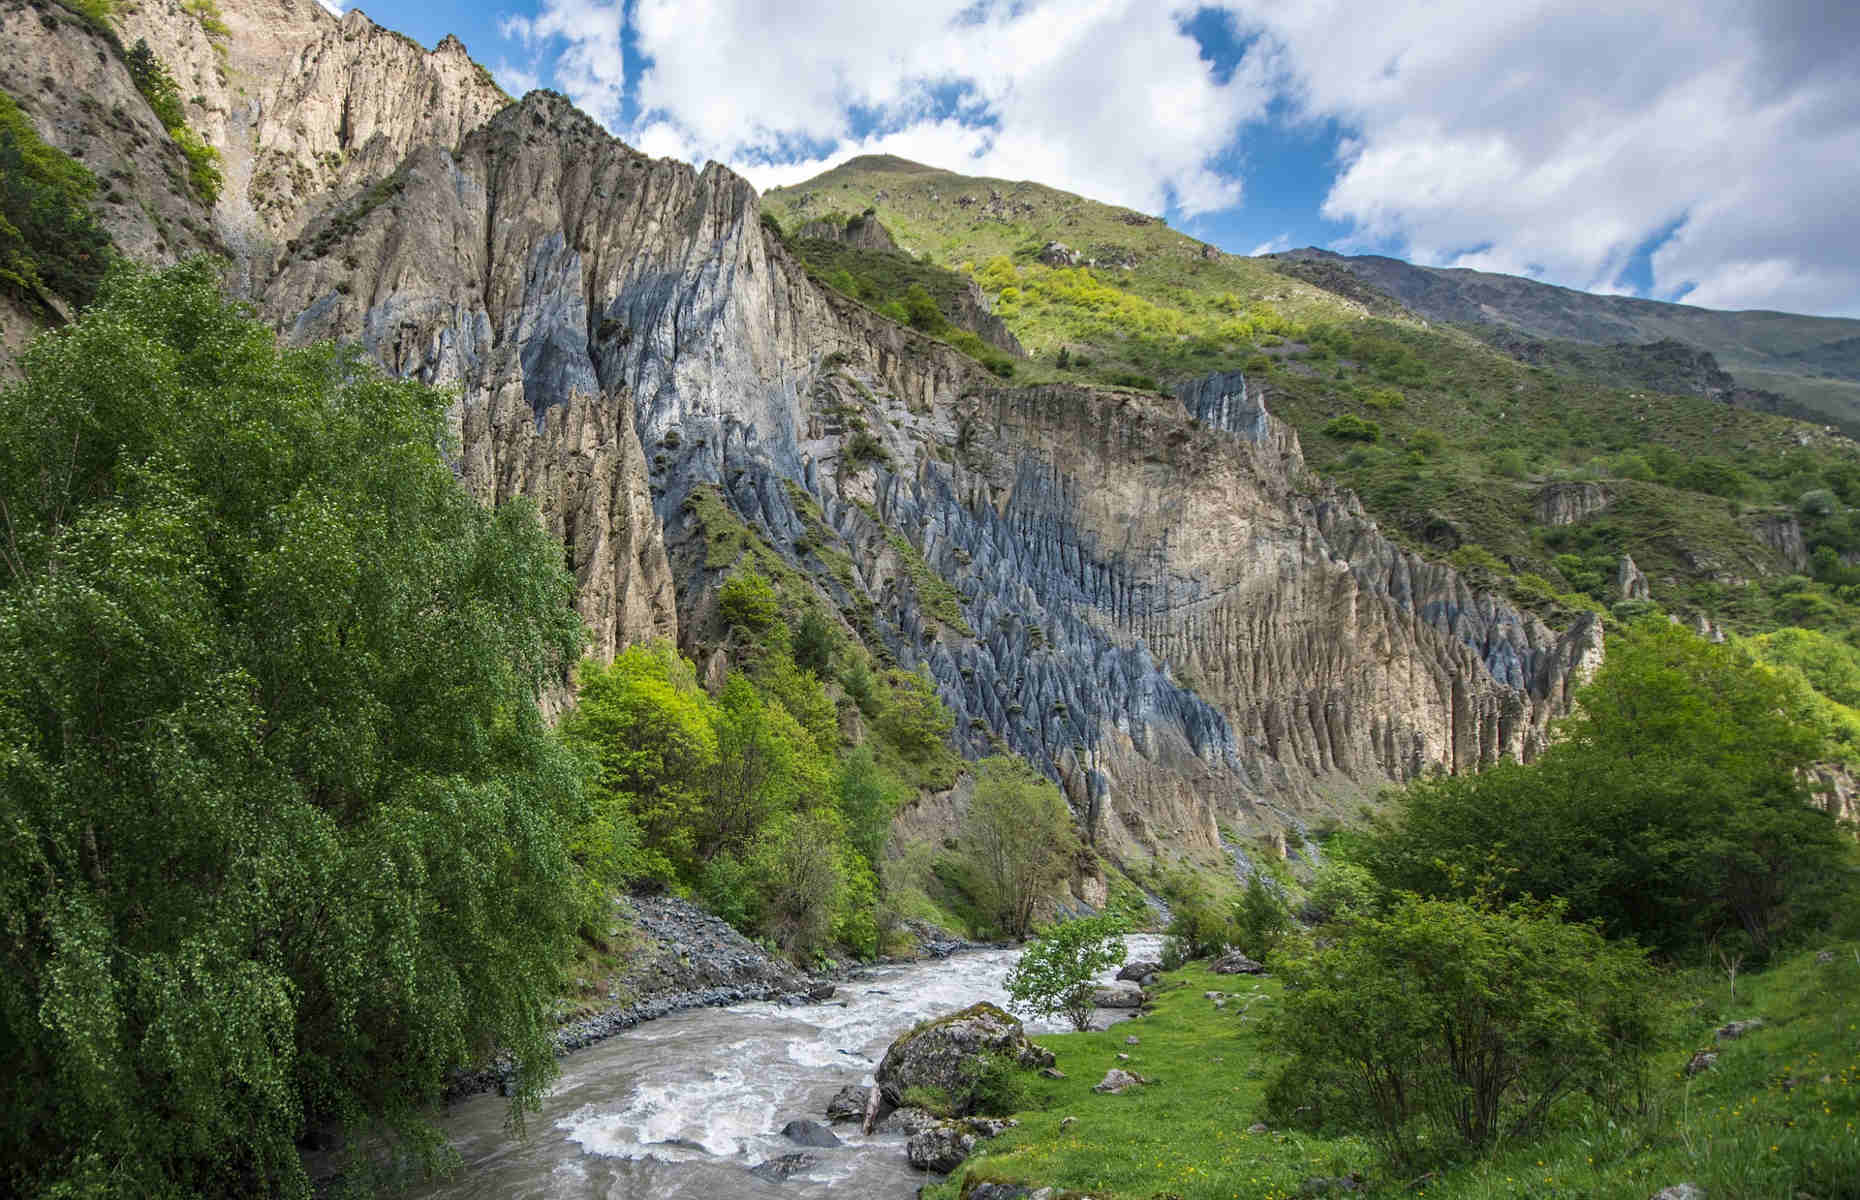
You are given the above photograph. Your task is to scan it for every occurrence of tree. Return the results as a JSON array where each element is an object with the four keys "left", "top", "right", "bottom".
[
  {"left": 960, "top": 756, "right": 1079, "bottom": 938},
  {"left": 1266, "top": 896, "right": 1659, "bottom": 1167},
  {"left": 717, "top": 570, "right": 781, "bottom": 639},
  {"left": 1359, "top": 620, "right": 1852, "bottom": 957},
  {"left": 751, "top": 808, "right": 846, "bottom": 958},
  {"left": 1233, "top": 872, "right": 1292, "bottom": 962},
  {"left": 791, "top": 606, "right": 835, "bottom": 676},
  {"left": 0, "top": 261, "right": 589, "bottom": 1197},
  {"left": 878, "top": 666, "right": 954, "bottom": 759},
  {"left": 1005, "top": 914, "right": 1126, "bottom": 1031}
]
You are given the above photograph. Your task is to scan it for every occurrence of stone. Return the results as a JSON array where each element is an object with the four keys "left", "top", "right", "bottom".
[
  {"left": 1685, "top": 1050, "right": 1718, "bottom": 1077},
  {"left": 1212, "top": 950, "right": 1268, "bottom": 976},
  {"left": 875, "top": 1003, "right": 1053, "bottom": 1114},
  {"left": 824, "top": 1085, "right": 869, "bottom": 1123},
  {"left": 1116, "top": 960, "right": 1161, "bottom": 983},
  {"left": 1036, "top": 241, "right": 1079, "bottom": 266},
  {"left": 1092, "top": 983, "right": 1145, "bottom": 1009},
  {"left": 1617, "top": 555, "right": 1651, "bottom": 602},
  {"left": 1248, "top": 1122, "right": 1269, "bottom": 1133},
  {"left": 1714, "top": 1019, "right": 1763, "bottom": 1042},
  {"left": 1124, "top": 1035, "right": 1141, "bottom": 1045},
  {"left": 1092, "top": 1068, "right": 1146, "bottom": 1094},
  {"left": 1039, "top": 1067, "right": 1066, "bottom": 1079},
  {"left": 877, "top": 1106, "right": 940, "bottom": 1137},
  {"left": 779, "top": 1119, "right": 841, "bottom": 1147},
  {"left": 748, "top": 1152, "right": 817, "bottom": 1182},
  {"left": 906, "top": 1117, "right": 1018, "bottom": 1173},
  {"left": 1059, "top": 1116, "right": 1076, "bottom": 1129},
  {"left": 966, "top": 1186, "right": 1034, "bottom": 1200},
  {"left": 1651, "top": 1186, "right": 1705, "bottom": 1200}
]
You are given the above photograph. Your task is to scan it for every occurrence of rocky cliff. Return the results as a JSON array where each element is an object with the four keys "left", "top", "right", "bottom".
[{"left": 4, "top": 0, "right": 1605, "bottom": 860}]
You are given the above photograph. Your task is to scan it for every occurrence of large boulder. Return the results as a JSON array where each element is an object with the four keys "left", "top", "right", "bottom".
[
  {"left": 779, "top": 1119, "right": 840, "bottom": 1147},
  {"left": 824, "top": 1084, "right": 869, "bottom": 1123},
  {"left": 1092, "top": 983, "right": 1144, "bottom": 1009},
  {"left": 875, "top": 1002, "right": 1053, "bottom": 1114},
  {"left": 1116, "top": 960, "right": 1161, "bottom": 983},
  {"left": 906, "top": 1117, "right": 1018, "bottom": 1173},
  {"left": 748, "top": 1152, "right": 817, "bottom": 1183}
]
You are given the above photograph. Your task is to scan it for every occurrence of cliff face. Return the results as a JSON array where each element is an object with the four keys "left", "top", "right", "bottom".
[{"left": 6, "top": 0, "right": 1604, "bottom": 857}]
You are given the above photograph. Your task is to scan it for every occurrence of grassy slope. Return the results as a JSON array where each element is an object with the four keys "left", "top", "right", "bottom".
[
  {"left": 932, "top": 945, "right": 1860, "bottom": 1200},
  {"left": 764, "top": 158, "right": 1860, "bottom": 637}
]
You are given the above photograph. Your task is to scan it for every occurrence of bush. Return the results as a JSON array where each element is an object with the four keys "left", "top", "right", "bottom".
[
  {"left": 1267, "top": 896, "right": 1660, "bottom": 1166},
  {"left": 717, "top": 571, "right": 781, "bottom": 638},
  {"left": 791, "top": 606, "right": 835, "bottom": 676},
  {"left": 960, "top": 756, "right": 1079, "bottom": 938},
  {"left": 1322, "top": 414, "right": 1381, "bottom": 442},
  {"left": 877, "top": 666, "right": 954, "bottom": 759},
  {"left": 1232, "top": 872, "right": 1292, "bottom": 961},
  {"left": 1005, "top": 914, "right": 1126, "bottom": 1030},
  {"left": 1800, "top": 488, "right": 1838, "bottom": 517},
  {"left": 0, "top": 92, "right": 113, "bottom": 312}
]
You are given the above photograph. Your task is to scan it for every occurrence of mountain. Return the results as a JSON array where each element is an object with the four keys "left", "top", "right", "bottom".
[
  {"left": 1270, "top": 246, "right": 1860, "bottom": 430},
  {"left": 4, "top": 0, "right": 1857, "bottom": 872}
]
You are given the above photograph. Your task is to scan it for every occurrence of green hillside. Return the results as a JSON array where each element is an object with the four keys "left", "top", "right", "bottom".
[{"left": 764, "top": 157, "right": 1860, "bottom": 639}]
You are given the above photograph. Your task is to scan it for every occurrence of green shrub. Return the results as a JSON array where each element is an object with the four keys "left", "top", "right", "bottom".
[
  {"left": 1266, "top": 896, "right": 1660, "bottom": 1166},
  {"left": 0, "top": 91, "right": 113, "bottom": 311},
  {"left": 1232, "top": 872, "right": 1292, "bottom": 961},
  {"left": 1363, "top": 386, "right": 1405, "bottom": 411},
  {"left": 1489, "top": 448, "right": 1529, "bottom": 478},
  {"left": 960, "top": 756, "right": 1079, "bottom": 938},
  {"left": 877, "top": 667, "right": 954, "bottom": 759},
  {"left": 964, "top": 1052, "right": 1034, "bottom": 1117},
  {"left": 1322, "top": 413, "right": 1381, "bottom": 442},
  {"left": 717, "top": 571, "right": 782, "bottom": 638}
]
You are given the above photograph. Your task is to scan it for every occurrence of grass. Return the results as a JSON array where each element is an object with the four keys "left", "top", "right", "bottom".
[{"left": 929, "top": 944, "right": 1860, "bottom": 1199}]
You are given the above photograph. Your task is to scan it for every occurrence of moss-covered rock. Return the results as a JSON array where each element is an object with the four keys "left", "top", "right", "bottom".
[{"left": 877, "top": 1002, "right": 1055, "bottom": 1114}]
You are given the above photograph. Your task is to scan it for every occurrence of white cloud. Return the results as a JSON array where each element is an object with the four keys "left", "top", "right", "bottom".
[
  {"left": 625, "top": 0, "right": 1267, "bottom": 216},
  {"left": 1249, "top": 232, "right": 1291, "bottom": 257},
  {"left": 492, "top": 60, "right": 543, "bottom": 98},
  {"left": 315, "top": 0, "right": 343, "bottom": 13},
  {"left": 500, "top": 0, "right": 628, "bottom": 126},
  {"left": 1222, "top": 0, "right": 1860, "bottom": 314}
]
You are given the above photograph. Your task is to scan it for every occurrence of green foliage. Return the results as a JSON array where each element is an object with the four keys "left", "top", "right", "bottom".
[
  {"left": 1303, "top": 855, "right": 1382, "bottom": 924},
  {"left": 0, "top": 261, "right": 589, "bottom": 1197},
  {"left": 749, "top": 808, "right": 846, "bottom": 958},
  {"left": 1266, "top": 896, "right": 1660, "bottom": 1167},
  {"left": 0, "top": 90, "right": 113, "bottom": 313},
  {"left": 717, "top": 570, "right": 782, "bottom": 638},
  {"left": 877, "top": 666, "right": 955, "bottom": 758},
  {"left": 1322, "top": 413, "right": 1381, "bottom": 442},
  {"left": 1232, "top": 872, "right": 1292, "bottom": 962},
  {"left": 1162, "top": 870, "right": 1237, "bottom": 959},
  {"left": 961, "top": 756, "right": 1081, "bottom": 938},
  {"left": 124, "top": 41, "right": 221, "bottom": 205},
  {"left": 1359, "top": 620, "right": 1853, "bottom": 958},
  {"left": 790, "top": 606, "right": 835, "bottom": 675},
  {"left": 1005, "top": 914, "right": 1126, "bottom": 1031}
]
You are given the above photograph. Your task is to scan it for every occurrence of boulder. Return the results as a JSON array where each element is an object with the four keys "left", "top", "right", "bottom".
[
  {"left": 748, "top": 1152, "right": 817, "bottom": 1182},
  {"left": 1651, "top": 1186, "right": 1705, "bottom": 1200},
  {"left": 824, "top": 1084, "right": 869, "bottom": 1123},
  {"left": 906, "top": 1117, "right": 1018, "bottom": 1173},
  {"left": 1684, "top": 1050, "right": 1718, "bottom": 1077},
  {"left": 1116, "top": 960, "right": 1161, "bottom": 983},
  {"left": 1212, "top": 950, "right": 1268, "bottom": 975},
  {"left": 779, "top": 1119, "right": 841, "bottom": 1147},
  {"left": 1092, "top": 1068, "right": 1146, "bottom": 1094},
  {"left": 1036, "top": 241, "right": 1079, "bottom": 267},
  {"left": 877, "top": 1106, "right": 940, "bottom": 1136},
  {"left": 1714, "top": 1019, "right": 1763, "bottom": 1042},
  {"left": 1092, "top": 983, "right": 1145, "bottom": 1009},
  {"left": 875, "top": 1002, "right": 1053, "bottom": 1114}
]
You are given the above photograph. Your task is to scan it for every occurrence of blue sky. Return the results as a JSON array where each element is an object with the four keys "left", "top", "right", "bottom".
[{"left": 329, "top": 0, "right": 1860, "bottom": 317}]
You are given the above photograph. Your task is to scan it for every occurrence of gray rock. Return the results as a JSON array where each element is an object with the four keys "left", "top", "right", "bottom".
[
  {"left": 1093, "top": 983, "right": 1145, "bottom": 1009},
  {"left": 1714, "top": 1019, "right": 1763, "bottom": 1042},
  {"left": 877, "top": 1106, "right": 940, "bottom": 1136},
  {"left": 824, "top": 1084, "right": 869, "bottom": 1123},
  {"left": 1651, "top": 1185, "right": 1705, "bottom": 1200},
  {"left": 1685, "top": 1050, "right": 1718, "bottom": 1077},
  {"left": 1117, "top": 960, "right": 1161, "bottom": 982},
  {"left": 1212, "top": 950, "right": 1268, "bottom": 975},
  {"left": 748, "top": 1152, "right": 817, "bottom": 1182},
  {"left": 1124, "top": 1035, "right": 1141, "bottom": 1045},
  {"left": 1093, "top": 1068, "right": 1145, "bottom": 1094},
  {"left": 779, "top": 1119, "right": 841, "bottom": 1147},
  {"left": 906, "top": 1117, "right": 1018, "bottom": 1173},
  {"left": 875, "top": 1002, "right": 1053, "bottom": 1114}
]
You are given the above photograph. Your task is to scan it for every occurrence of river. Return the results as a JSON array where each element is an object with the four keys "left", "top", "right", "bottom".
[{"left": 406, "top": 935, "right": 1162, "bottom": 1199}]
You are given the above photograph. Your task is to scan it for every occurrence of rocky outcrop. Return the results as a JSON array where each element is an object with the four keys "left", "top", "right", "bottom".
[
  {"left": 1534, "top": 482, "right": 1610, "bottom": 526},
  {"left": 797, "top": 210, "right": 897, "bottom": 252},
  {"left": 907, "top": 1116, "right": 1018, "bottom": 1173},
  {"left": 875, "top": 1002, "right": 1053, "bottom": 1112},
  {"left": 1752, "top": 513, "right": 1810, "bottom": 572},
  {"left": 1617, "top": 555, "right": 1651, "bottom": 602}
]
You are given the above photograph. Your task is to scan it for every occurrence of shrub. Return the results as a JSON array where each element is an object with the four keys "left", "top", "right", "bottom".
[
  {"left": 1266, "top": 896, "right": 1660, "bottom": 1166},
  {"left": 1232, "top": 872, "right": 1292, "bottom": 961},
  {"left": 717, "top": 571, "right": 781, "bottom": 638},
  {"left": 0, "top": 92, "right": 113, "bottom": 312},
  {"left": 960, "top": 756, "right": 1079, "bottom": 938},
  {"left": 1490, "top": 448, "right": 1529, "bottom": 478},
  {"left": 791, "top": 606, "right": 835, "bottom": 676},
  {"left": 1005, "top": 914, "right": 1126, "bottom": 1030},
  {"left": 1322, "top": 414, "right": 1381, "bottom": 442},
  {"left": 1800, "top": 488, "right": 1838, "bottom": 517},
  {"left": 877, "top": 667, "right": 954, "bottom": 759},
  {"left": 1363, "top": 386, "right": 1405, "bottom": 411},
  {"left": 963, "top": 1053, "right": 1034, "bottom": 1117}
]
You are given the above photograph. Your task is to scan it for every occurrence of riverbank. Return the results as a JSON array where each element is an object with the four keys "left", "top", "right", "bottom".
[{"left": 928, "top": 942, "right": 1860, "bottom": 1199}]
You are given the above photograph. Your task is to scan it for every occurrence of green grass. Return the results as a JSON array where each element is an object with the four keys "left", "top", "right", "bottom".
[{"left": 931, "top": 944, "right": 1860, "bottom": 1199}]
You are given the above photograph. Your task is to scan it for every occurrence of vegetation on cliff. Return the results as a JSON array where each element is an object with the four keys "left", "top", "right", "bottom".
[{"left": 0, "top": 90, "right": 114, "bottom": 313}]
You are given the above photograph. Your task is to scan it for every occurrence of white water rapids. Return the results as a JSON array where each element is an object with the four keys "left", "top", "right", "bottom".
[{"left": 407, "top": 935, "right": 1161, "bottom": 1198}]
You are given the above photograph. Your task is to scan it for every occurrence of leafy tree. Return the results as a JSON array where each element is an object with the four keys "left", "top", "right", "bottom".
[
  {"left": 123, "top": 40, "right": 221, "bottom": 205},
  {"left": 836, "top": 744, "right": 899, "bottom": 868},
  {"left": 878, "top": 666, "right": 955, "bottom": 759},
  {"left": 1360, "top": 620, "right": 1852, "bottom": 956},
  {"left": 751, "top": 808, "right": 845, "bottom": 958},
  {"left": 791, "top": 605, "right": 835, "bottom": 676},
  {"left": 960, "top": 756, "right": 1079, "bottom": 938},
  {"left": 0, "top": 261, "right": 588, "bottom": 1197},
  {"left": 1005, "top": 914, "right": 1126, "bottom": 1031},
  {"left": 1266, "top": 896, "right": 1659, "bottom": 1166},
  {"left": 903, "top": 282, "right": 947, "bottom": 334},
  {"left": 717, "top": 570, "right": 781, "bottom": 639},
  {"left": 1233, "top": 872, "right": 1292, "bottom": 961}
]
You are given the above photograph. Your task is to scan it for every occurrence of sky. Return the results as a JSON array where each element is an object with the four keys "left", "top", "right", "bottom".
[{"left": 325, "top": 0, "right": 1860, "bottom": 317}]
